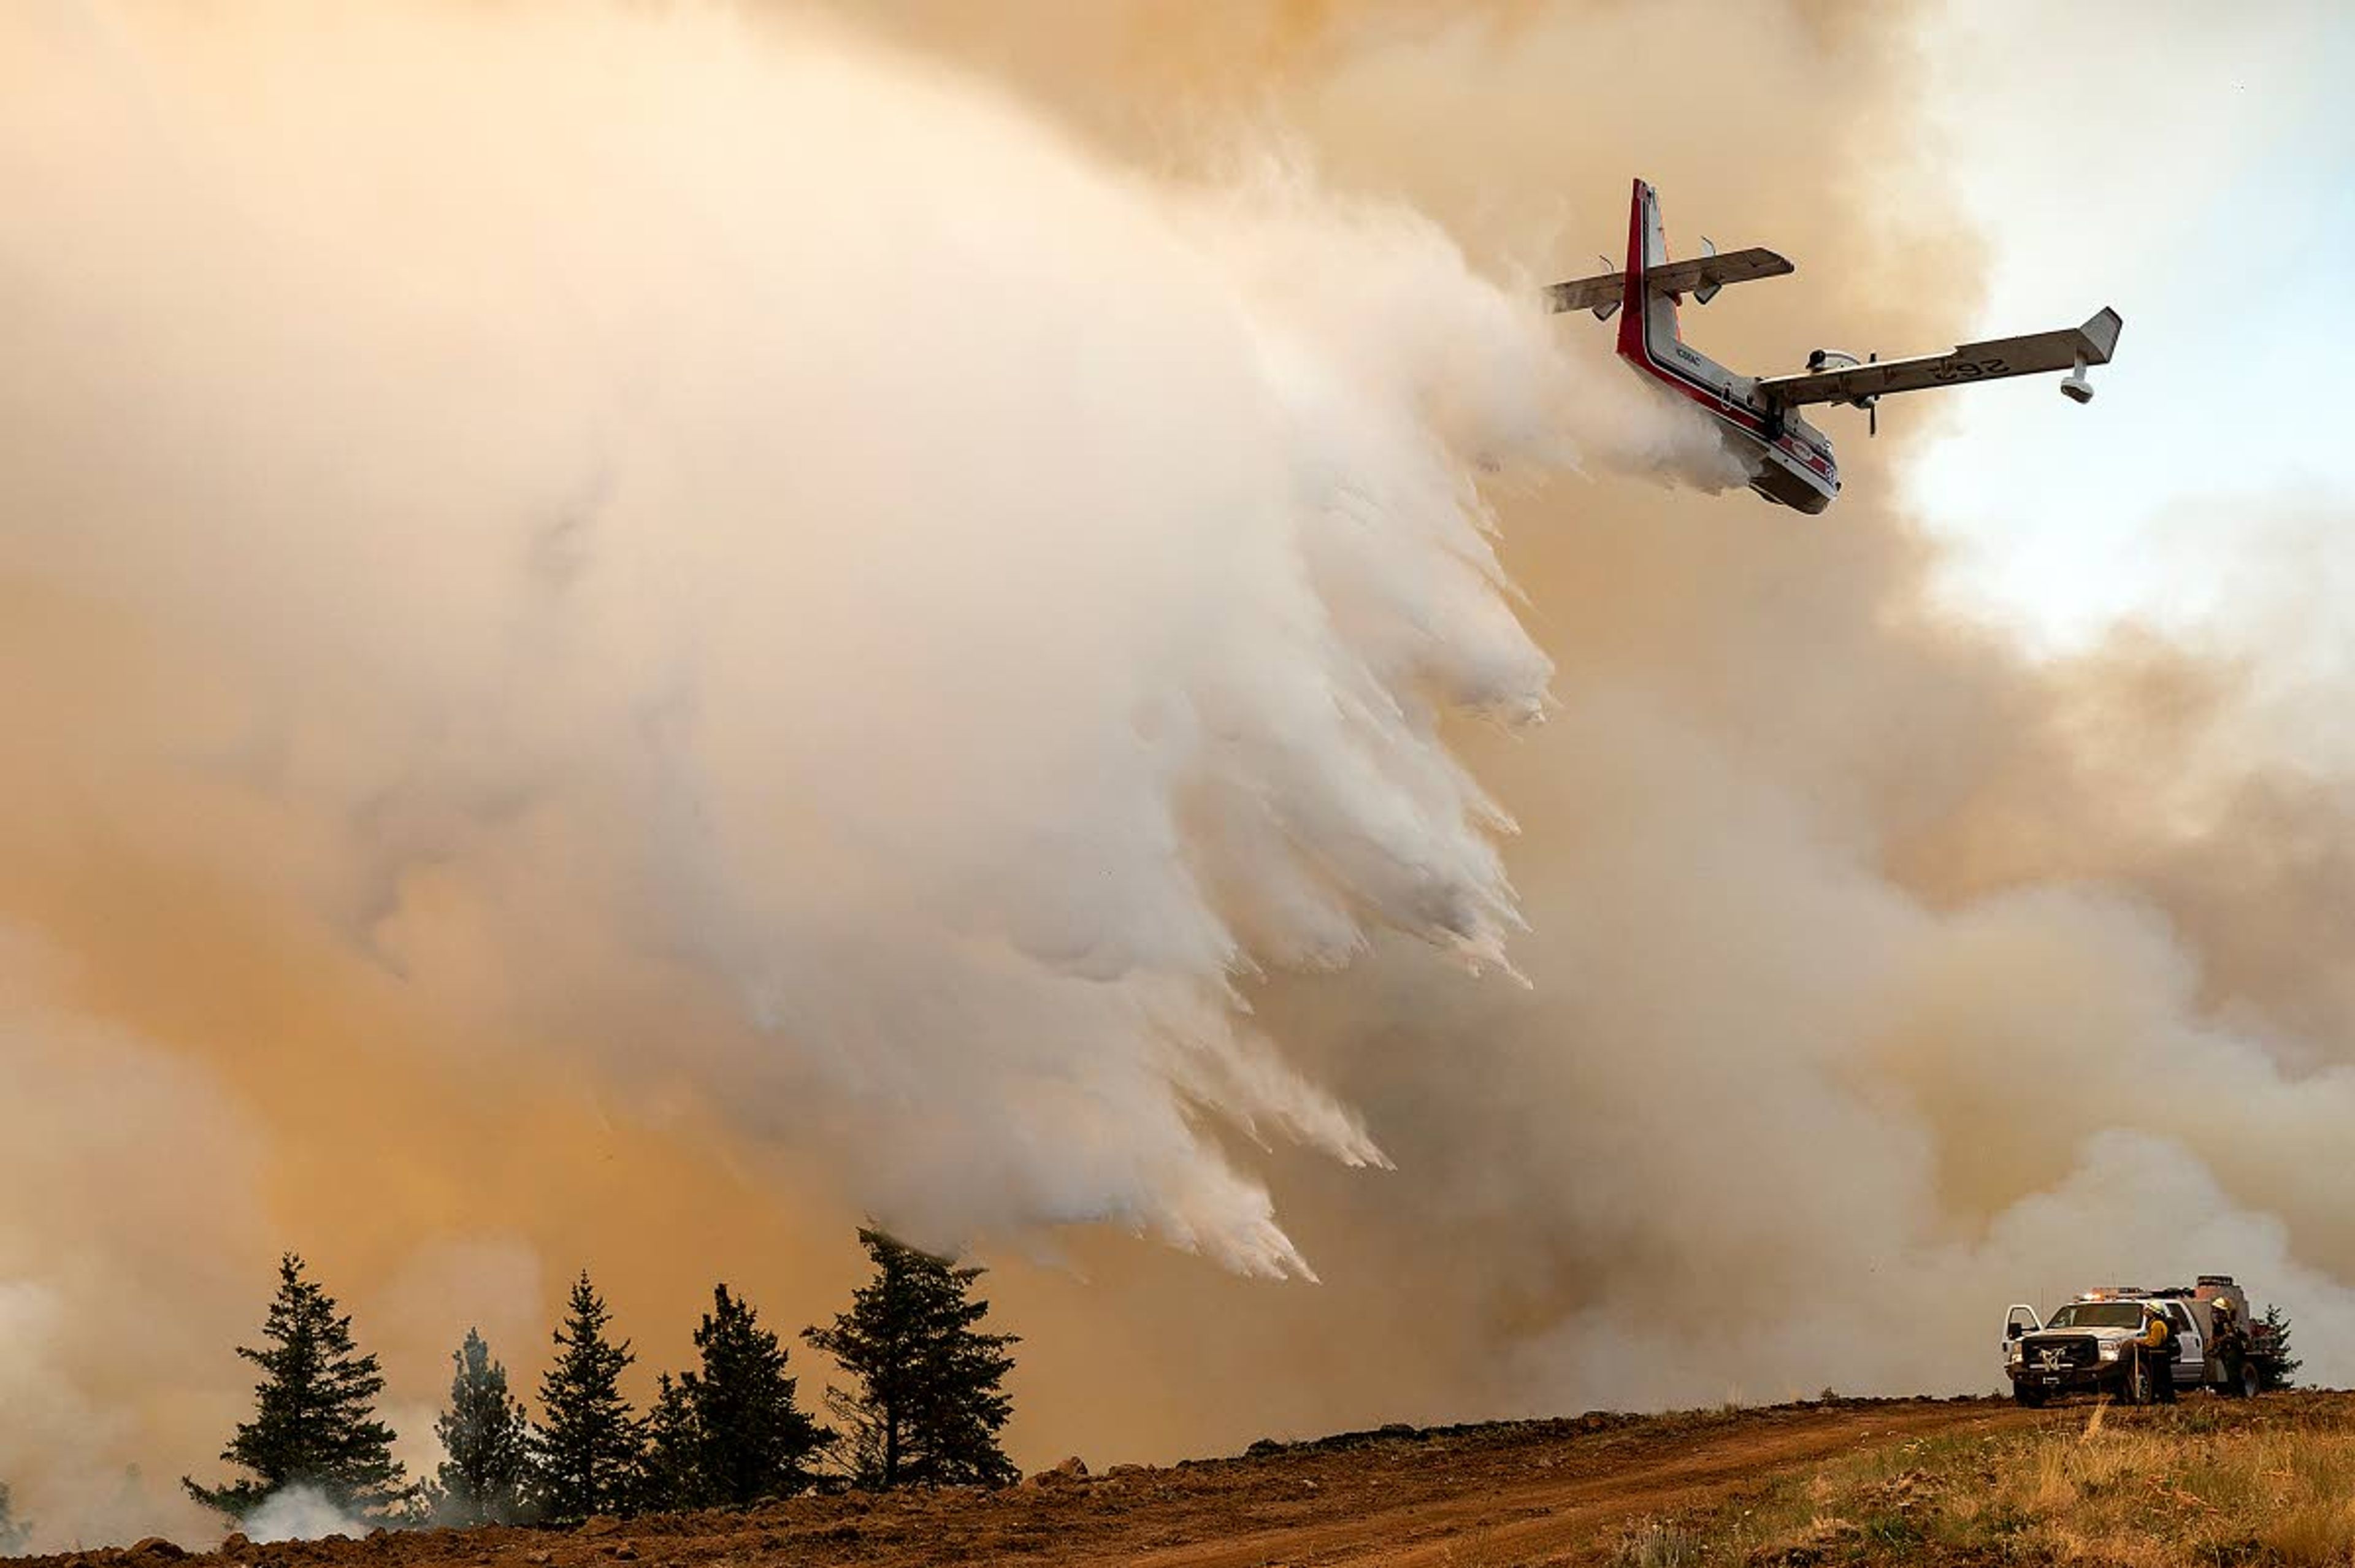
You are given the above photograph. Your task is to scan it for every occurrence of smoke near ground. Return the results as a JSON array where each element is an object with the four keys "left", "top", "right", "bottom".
[
  {"left": 2, "top": 0, "right": 2351, "bottom": 1551},
  {"left": 238, "top": 1490, "right": 367, "bottom": 1549}
]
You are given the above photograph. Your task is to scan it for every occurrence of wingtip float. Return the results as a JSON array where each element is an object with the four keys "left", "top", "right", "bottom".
[{"left": 1547, "top": 177, "right": 2122, "bottom": 514}]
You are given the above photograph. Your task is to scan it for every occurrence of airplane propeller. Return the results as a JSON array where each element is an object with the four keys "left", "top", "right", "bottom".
[{"left": 1866, "top": 352, "right": 1878, "bottom": 438}]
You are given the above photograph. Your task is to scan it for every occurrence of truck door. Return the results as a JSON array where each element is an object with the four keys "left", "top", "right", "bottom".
[
  {"left": 2164, "top": 1302, "right": 2202, "bottom": 1385},
  {"left": 2004, "top": 1302, "right": 2041, "bottom": 1361}
]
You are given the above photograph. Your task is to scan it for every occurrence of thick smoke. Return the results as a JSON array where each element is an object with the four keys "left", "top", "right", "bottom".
[
  {"left": 0, "top": 933, "right": 270, "bottom": 1548},
  {"left": 3, "top": 0, "right": 2352, "bottom": 1551},
  {"left": 0, "top": 2, "right": 1692, "bottom": 1273}
]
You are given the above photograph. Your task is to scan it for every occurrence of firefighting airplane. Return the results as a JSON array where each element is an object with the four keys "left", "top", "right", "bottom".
[{"left": 1547, "top": 178, "right": 2123, "bottom": 513}]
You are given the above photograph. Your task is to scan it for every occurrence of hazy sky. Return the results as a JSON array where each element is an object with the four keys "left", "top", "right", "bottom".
[{"left": 1904, "top": 0, "right": 2355, "bottom": 649}]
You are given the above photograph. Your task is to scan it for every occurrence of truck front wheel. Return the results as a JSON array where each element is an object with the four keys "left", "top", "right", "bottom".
[{"left": 2012, "top": 1383, "right": 2047, "bottom": 1409}]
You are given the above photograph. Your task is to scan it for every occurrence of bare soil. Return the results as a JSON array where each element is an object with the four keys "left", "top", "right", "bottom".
[{"left": 24, "top": 1396, "right": 2064, "bottom": 1568}]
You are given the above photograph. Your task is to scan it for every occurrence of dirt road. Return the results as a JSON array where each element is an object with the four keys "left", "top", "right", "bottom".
[{"left": 24, "top": 1397, "right": 2058, "bottom": 1568}]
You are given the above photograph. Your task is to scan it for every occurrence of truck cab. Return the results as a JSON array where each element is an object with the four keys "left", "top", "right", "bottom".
[{"left": 2002, "top": 1287, "right": 2214, "bottom": 1405}]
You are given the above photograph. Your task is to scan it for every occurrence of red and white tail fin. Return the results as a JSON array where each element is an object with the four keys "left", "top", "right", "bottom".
[{"left": 1615, "top": 177, "right": 1679, "bottom": 368}]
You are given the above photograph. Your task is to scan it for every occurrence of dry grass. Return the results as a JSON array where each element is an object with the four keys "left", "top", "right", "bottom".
[
  {"left": 1610, "top": 1518, "right": 1706, "bottom": 1567},
  {"left": 1626, "top": 1391, "right": 2355, "bottom": 1567}
]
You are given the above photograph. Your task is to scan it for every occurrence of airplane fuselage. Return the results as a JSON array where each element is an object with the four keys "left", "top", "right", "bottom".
[
  {"left": 1614, "top": 182, "right": 1840, "bottom": 514},
  {"left": 1637, "top": 331, "right": 1842, "bottom": 514}
]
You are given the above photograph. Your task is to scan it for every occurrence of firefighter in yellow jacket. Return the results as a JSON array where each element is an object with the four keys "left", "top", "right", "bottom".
[{"left": 2135, "top": 1304, "right": 2179, "bottom": 1404}]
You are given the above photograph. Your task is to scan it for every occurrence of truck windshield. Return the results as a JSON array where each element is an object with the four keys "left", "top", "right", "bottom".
[{"left": 2044, "top": 1303, "right": 2143, "bottom": 1329}]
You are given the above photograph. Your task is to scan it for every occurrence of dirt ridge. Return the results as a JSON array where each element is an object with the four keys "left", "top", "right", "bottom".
[{"left": 8, "top": 1394, "right": 2067, "bottom": 1568}]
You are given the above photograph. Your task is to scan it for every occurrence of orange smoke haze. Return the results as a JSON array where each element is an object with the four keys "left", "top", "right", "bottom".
[{"left": 3, "top": 1, "right": 2351, "bottom": 1552}]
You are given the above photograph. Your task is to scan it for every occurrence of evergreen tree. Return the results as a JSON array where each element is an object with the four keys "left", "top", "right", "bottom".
[
  {"left": 533, "top": 1272, "right": 642, "bottom": 1523},
  {"left": 0, "top": 1480, "right": 31, "bottom": 1555},
  {"left": 182, "top": 1254, "right": 410, "bottom": 1521},
  {"left": 634, "top": 1374, "right": 706, "bottom": 1514},
  {"left": 802, "top": 1229, "right": 1019, "bottom": 1490},
  {"left": 431, "top": 1329, "right": 534, "bottom": 1526},
  {"left": 676, "top": 1285, "right": 825, "bottom": 1505},
  {"left": 2259, "top": 1303, "right": 2303, "bottom": 1390}
]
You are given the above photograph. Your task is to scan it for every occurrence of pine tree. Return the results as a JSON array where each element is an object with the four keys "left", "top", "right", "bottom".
[
  {"left": 2259, "top": 1303, "right": 2303, "bottom": 1390},
  {"left": 634, "top": 1374, "right": 705, "bottom": 1513},
  {"left": 802, "top": 1229, "right": 1019, "bottom": 1490},
  {"left": 431, "top": 1329, "right": 534, "bottom": 1526},
  {"left": 182, "top": 1254, "right": 410, "bottom": 1521},
  {"left": 676, "top": 1285, "right": 825, "bottom": 1506},
  {"left": 533, "top": 1272, "right": 642, "bottom": 1523},
  {"left": 0, "top": 1480, "right": 31, "bottom": 1555}
]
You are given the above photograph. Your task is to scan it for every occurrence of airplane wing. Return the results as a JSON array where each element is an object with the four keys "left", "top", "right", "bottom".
[
  {"left": 1544, "top": 246, "right": 1793, "bottom": 315},
  {"left": 1756, "top": 308, "right": 2124, "bottom": 407}
]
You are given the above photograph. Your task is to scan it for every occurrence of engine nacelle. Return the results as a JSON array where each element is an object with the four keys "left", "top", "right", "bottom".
[
  {"left": 1806, "top": 347, "right": 1864, "bottom": 372},
  {"left": 2059, "top": 353, "right": 2095, "bottom": 403}
]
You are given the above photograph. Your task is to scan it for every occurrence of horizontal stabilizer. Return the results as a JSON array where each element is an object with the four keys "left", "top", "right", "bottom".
[
  {"left": 1545, "top": 271, "right": 1622, "bottom": 316},
  {"left": 1756, "top": 308, "right": 2124, "bottom": 407},
  {"left": 1545, "top": 245, "right": 1793, "bottom": 317},
  {"left": 1647, "top": 247, "right": 1793, "bottom": 301}
]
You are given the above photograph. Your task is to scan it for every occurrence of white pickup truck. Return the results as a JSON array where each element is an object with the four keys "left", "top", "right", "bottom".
[{"left": 2002, "top": 1275, "right": 2265, "bottom": 1406}]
